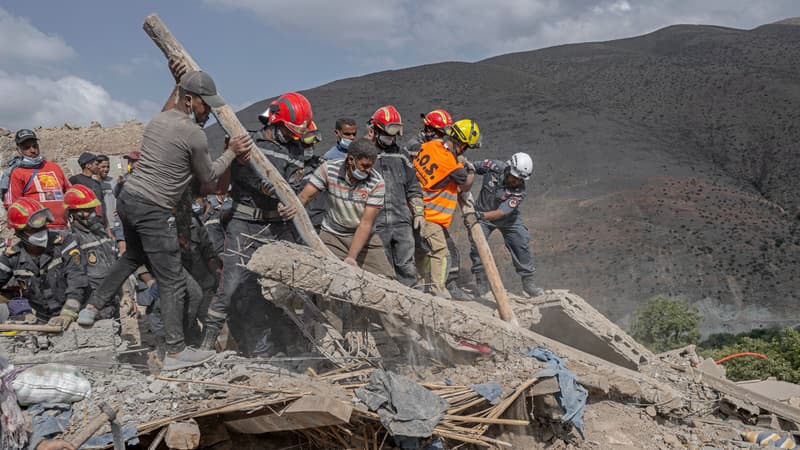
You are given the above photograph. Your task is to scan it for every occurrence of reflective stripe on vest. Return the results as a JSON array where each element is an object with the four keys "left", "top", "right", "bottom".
[
  {"left": 79, "top": 238, "right": 111, "bottom": 250},
  {"left": 46, "top": 257, "right": 63, "bottom": 271}
]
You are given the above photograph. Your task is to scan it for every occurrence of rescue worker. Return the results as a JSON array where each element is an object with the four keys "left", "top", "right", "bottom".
[
  {"left": 59, "top": 186, "right": 119, "bottom": 325},
  {"left": 406, "top": 109, "right": 469, "bottom": 297},
  {"left": 200, "top": 92, "right": 312, "bottom": 355},
  {"left": 86, "top": 63, "right": 251, "bottom": 371},
  {"left": 323, "top": 118, "right": 357, "bottom": 160},
  {"left": 1, "top": 129, "right": 71, "bottom": 231},
  {"left": 0, "top": 198, "right": 87, "bottom": 327},
  {"left": 185, "top": 194, "right": 221, "bottom": 325},
  {"left": 367, "top": 106, "right": 423, "bottom": 287},
  {"left": 202, "top": 193, "right": 230, "bottom": 256},
  {"left": 413, "top": 119, "right": 479, "bottom": 298},
  {"left": 465, "top": 153, "right": 545, "bottom": 297},
  {"left": 298, "top": 138, "right": 393, "bottom": 275},
  {"left": 68, "top": 152, "right": 105, "bottom": 218},
  {"left": 300, "top": 121, "right": 328, "bottom": 232}
]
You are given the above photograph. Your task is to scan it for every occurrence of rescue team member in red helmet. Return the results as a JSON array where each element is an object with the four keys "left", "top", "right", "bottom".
[
  {"left": 200, "top": 92, "right": 311, "bottom": 355},
  {"left": 404, "top": 109, "right": 454, "bottom": 159},
  {"left": 1, "top": 129, "right": 71, "bottom": 230},
  {"left": 414, "top": 119, "right": 480, "bottom": 298},
  {"left": 367, "top": 106, "right": 423, "bottom": 287},
  {"left": 298, "top": 138, "right": 393, "bottom": 275},
  {"left": 85, "top": 62, "right": 251, "bottom": 371},
  {"left": 57, "top": 186, "right": 120, "bottom": 326},
  {"left": 0, "top": 198, "right": 88, "bottom": 327}
]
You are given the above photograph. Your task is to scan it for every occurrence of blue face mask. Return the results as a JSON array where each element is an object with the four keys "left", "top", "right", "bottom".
[
  {"left": 338, "top": 138, "right": 352, "bottom": 150},
  {"left": 19, "top": 155, "right": 44, "bottom": 168},
  {"left": 352, "top": 168, "right": 369, "bottom": 181}
]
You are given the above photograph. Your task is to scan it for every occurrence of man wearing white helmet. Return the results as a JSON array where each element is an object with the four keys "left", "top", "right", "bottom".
[{"left": 464, "top": 152, "right": 545, "bottom": 297}]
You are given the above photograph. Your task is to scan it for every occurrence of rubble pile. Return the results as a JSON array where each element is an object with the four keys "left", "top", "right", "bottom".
[{"left": 4, "top": 244, "right": 800, "bottom": 448}]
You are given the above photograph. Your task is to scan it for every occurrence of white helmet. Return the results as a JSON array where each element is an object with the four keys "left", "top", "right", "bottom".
[{"left": 508, "top": 152, "right": 533, "bottom": 180}]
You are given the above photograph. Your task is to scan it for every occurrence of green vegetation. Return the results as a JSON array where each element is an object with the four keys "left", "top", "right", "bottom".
[
  {"left": 629, "top": 294, "right": 800, "bottom": 382},
  {"left": 630, "top": 295, "right": 701, "bottom": 353},
  {"left": 698, "top": 329, "right": 800, "bottom": 383}
]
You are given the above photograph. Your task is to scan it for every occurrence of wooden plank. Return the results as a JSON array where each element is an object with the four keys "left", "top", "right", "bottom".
[
  {"left": 459, "top": 192, "right": 516, "bottom": 323},
  {"left": 0, "top": 323, "right": 63, "bottom": 333},
  {"left": 224, "top": 395, "right": 353, "bottom": 434},
  {"left": 142, "top": 13, "right": 332, "bottom": 258}
]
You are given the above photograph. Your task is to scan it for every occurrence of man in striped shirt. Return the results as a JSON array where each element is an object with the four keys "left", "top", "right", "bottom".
[{"left": 298, "top": 138, "right": 395, "bottom": 277}]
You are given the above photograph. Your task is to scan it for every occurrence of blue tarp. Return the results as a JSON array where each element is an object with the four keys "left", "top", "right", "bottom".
[{"left": 527, "top": 347, "right": 588, "bottom": 437}]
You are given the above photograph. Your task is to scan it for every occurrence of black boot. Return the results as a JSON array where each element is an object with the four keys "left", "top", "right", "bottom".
[
  {"left": 522, "top": 276, "right": 545, "bottom": 297},
  {"left": 199, "top": 326, "right": 221, "bottom": 351},
  {"left": 474, "top": 272, "right": 489, "bottom": 297},
  {"left": 446, "top": 280, "right": 472, "bottom": 301}
]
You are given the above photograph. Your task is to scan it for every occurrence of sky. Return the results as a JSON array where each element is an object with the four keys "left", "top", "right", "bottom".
[{"left": 0, "top": 0, "right": 798, "bottom": 130}]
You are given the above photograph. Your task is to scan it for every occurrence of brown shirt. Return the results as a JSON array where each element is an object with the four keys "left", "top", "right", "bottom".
[{"left": 124, "top": 108, "right": 234, "bottom": 208}]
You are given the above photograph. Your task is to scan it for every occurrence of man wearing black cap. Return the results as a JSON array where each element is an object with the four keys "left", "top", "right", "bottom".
[
  {"left": 68, "top": 152, "right": 105, "bottom": 219},
  {"left": 83, "top": 62, "right": 251, "bottom": 370},
  {"left": 1, "top": 129, "right": 70, "bottom": 230}
]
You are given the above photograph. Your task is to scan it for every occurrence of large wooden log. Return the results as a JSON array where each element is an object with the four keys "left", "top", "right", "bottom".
[
  {"left": 459, "top": 191, "right": 516, "bottom": 323},
  {"left": 247, "top": 241, "right": 685, "bottom": 413},
  {"left": 142, "top": 14, "right": 331, "bottom": 257}
]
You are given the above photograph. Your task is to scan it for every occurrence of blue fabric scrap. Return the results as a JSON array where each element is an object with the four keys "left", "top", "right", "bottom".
[
  {"left": 81, "top": 423, "right": 139, "bottom": 449},
  {"left": 526, "top": 347, "right": 588, "bottom": 437},
  {"left": 469, "top": 382, "right": 503, "bottom": 405}
]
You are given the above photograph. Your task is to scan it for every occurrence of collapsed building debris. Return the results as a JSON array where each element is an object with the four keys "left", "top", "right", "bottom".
[{"left": 247, "top": 241, "right": 684, "bottom": 413}]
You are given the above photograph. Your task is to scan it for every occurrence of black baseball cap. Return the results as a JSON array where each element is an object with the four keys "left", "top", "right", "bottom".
[
  {"left": 78, "top": 152, "right": 98, "bottom": 168},
  {"left": 14, "top": 129, "right": 37, "bottom": 145}
]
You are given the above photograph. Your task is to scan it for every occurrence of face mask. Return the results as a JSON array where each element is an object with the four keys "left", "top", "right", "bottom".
[
  {"left": 303, "top": 147, "right": 314, "bottom": 160},
  {"left": 191, "top": 203, "right": 203, "bottom": 214},
  {"left": 20, "top": 156, "right": 44, "bottom": 168},
  {"left": 376, "top": 134, "right": 395, "bottom": 148},
  {"left": 25, "top": 229, "right": 49, "bottom": 248},
  {"left": 187, "top": 97, "right": 207, "bottom": 127},
  {"left": 338, "top": 138, "right": 353, "bottom": 150},
  {"left": 351, "top": 166, "right": 369, "bottom": 181}
]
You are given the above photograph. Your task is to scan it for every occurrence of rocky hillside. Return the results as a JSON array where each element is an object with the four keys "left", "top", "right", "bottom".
[{"left": 208, "top": 22, "right": 800, "bottom": 337}]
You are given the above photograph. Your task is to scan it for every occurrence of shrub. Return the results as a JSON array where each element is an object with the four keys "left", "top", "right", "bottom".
[{"left": 630, "top": 295, "right": 701, "bottom": 353}]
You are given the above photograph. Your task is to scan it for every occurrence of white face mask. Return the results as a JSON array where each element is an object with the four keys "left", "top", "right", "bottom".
[{"left": 25, "top": 229, "right": 49, "bottom": 248}]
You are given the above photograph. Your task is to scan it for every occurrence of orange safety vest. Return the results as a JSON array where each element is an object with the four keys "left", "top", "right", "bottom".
[{"left": 413, "top": 140, "right": 463, "bottom": 228}]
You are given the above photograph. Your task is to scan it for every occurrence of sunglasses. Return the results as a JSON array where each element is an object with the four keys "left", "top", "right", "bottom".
[{"left": 19, "top": 142, "right": 39, "bottom": 150}]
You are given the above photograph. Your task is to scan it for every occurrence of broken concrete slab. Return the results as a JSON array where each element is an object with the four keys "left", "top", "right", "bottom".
[
  {"left": 737, "top": 379, "right": 800, "bottom": 403},
  {"left": 697, "top": 357, "right": 727, "bottom": 379},
  {"left": 3, "top": 319, "right": 124, "bottom": 364},
  {"left": 247, "top": 241, "right": 685, "bottom": 413},
  {"left": 525, "top": 289, "right": 654, "bottom": 370}
]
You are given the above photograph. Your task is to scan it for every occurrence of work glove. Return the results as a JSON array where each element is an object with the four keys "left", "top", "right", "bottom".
[
  {"left": 457, "top": 155, "right": 475, "bottom": 173},
  {"left": 411, "top": 198, "right": 425, "bottom": 231},
  {"left": 463, "top": 211, "right": 483, "bottom": 229},
  {"left": 49, "top": 298, "right": 80, "bottom": 329}
]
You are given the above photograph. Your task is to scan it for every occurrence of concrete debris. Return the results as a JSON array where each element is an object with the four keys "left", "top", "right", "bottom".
[{"left": 2, "top": 243, "right": 799, "bottom": 448}]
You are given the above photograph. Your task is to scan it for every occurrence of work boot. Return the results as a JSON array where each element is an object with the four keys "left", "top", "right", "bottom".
[
  {"left": 162, "top": 347, "right": 215, "bottom": 371},
  {"left": 473, "top": 272, "right": 489, "bottom": 297},
  {"left": 522, "top": 276, "right": 545, "bottom": 297},
  {"left": 199, "top": 326, "right": 220, "bottom": 351},
  {"left": 446, "top": 280, "right": 472, "bottom": 301}
]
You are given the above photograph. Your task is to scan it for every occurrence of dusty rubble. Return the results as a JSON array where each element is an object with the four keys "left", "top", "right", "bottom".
[{"left": 4, "top": 240, "right": 800, "bottom": 449}]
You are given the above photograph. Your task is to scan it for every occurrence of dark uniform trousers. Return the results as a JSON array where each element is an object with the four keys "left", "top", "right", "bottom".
[
  {"left": 205, "top": 217, "right": 297, "bottom": 356},
  {"left": 469, "top": 219, "right": 535, "bottom": 277},
  {"left": 71, "top": 227, "right": 119, "bottom": 319},
  {"left": 88, "top": 189, "right": 189, "bottom": 354}
]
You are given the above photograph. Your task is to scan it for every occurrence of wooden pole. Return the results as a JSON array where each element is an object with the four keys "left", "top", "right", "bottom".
[
  {"left": 142, "top": 14, "right": 332, "bottom": 257},
  {"left": 459, "top": 192, "right": 517, "bottom": 324},
  {"left": 0, "top": 323, "right": 63, "bottom": 333}
]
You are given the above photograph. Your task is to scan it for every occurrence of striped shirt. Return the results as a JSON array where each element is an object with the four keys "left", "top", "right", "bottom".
[{"left": 309, "top": 159, "right": 384, "bottom": 236}]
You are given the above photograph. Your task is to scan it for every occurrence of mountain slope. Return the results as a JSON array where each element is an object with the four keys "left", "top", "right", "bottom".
[{"left": 207, "top": 22, "right": 800, "bottom": 336}]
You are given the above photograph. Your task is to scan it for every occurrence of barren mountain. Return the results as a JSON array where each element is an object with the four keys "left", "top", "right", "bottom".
[{"left": 208, "top": 21, "right": 800, "bottom": 337}]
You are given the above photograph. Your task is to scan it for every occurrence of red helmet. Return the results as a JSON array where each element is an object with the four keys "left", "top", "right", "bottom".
[
  {"left": 64, "top": 184, "right": 101, "bottom": 210},
  {"left": 422, "top": 109, "right": 453, "bottom": 132},
  {"left": 7, "top": 198, "right": 53, "bottom": 230},
  {"left": 369, "top": 105, "right": 403, "bottom": 136},
  {"left": 259, "top": 92, "right": 313, "bottom": 138}
]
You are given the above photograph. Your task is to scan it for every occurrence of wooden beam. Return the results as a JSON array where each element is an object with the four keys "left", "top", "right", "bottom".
[
  {"left": 0, "top": 323, "right": 63, "bottom": 333},
  {"left": 142, "top": 13, "right": 332, "bottom": 258},
  {"left": 459, "top": 192, "right": 516, "bottom": 323}
]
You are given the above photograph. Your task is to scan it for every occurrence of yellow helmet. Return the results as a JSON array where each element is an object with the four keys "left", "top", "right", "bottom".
[{"left": 449, "top": 119, "right": 481, "bottom": 148}]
